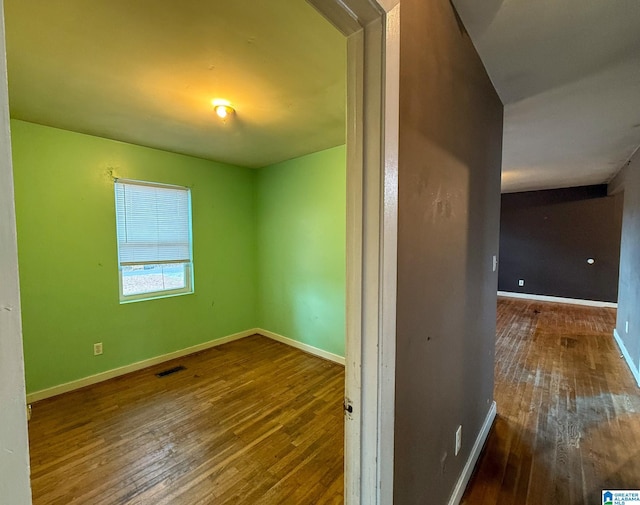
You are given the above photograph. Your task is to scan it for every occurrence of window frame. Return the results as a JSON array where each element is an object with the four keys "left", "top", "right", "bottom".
[{"left": 114, "top": 178, "right": 194, "bottom": 303}]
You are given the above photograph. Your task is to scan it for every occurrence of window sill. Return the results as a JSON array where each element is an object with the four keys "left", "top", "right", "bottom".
[{"left": 119, "top": 289, "right": 194, "bottom": 304}]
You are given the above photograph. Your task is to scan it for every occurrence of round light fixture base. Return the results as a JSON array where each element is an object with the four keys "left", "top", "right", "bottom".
[
  {"left": 212, "top": 99, "right": 235, "bottom": 120},
  {"left": 215, "top": 105, "right": 234, "bottom": 119}
]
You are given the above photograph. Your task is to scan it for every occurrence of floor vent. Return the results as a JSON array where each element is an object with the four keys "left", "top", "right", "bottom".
[{"left": 156, "top": 365, "right": 186, "bottom": 377}]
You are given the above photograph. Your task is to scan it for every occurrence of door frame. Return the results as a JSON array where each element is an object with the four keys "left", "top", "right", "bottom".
[
  {"left": 0, "top": 0, "right": 401, "bottom": 502},
  {"left": 0, "top": 0, "right": 33, "bottom": 502},
  {"left": 307, "top": 2, "right": 400, "bottom": 504}
]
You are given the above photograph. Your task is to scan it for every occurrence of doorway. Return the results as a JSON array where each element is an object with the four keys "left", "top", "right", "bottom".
[
  {"left": 0, "top": 1, "right": 400, "bottom": 504},
  {"left": 306, "top": 1, "right": 399, "bottom": 503}
]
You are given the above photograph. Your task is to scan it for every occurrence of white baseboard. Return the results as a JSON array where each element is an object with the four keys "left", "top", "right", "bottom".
[
  {"left": 27, "top": 328, "right": 346, "bottom": 403},
  {"left": 497, "top": 291, "right": 617, "bottom": 308},
  {"left": 613, "top": 329, "right": 640, "bottom": 388},
  {"left": 257, "top": 328, "right": 346, "bottom": 366},
  {"left": 26, "top": 328, "right": 259, "bottom": 403},
  {"left": 447, "top": 401, "right": 497, "bottom": 505}
]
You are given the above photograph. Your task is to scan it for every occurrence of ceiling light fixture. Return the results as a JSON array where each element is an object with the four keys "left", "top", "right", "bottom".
[{"left": 212, "top": 99, "right": 234, "bottom": 120}]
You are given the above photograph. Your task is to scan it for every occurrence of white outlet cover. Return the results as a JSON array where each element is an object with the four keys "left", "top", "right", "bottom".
[
  {"left": 455, "top": 425, "right": 462, "bottom": 455},
  {"left": 518, "top": 279, "right": 525, "bottom": 287},
  {"left": 626, "top": 321, "right": 629, "bottom": 333}
]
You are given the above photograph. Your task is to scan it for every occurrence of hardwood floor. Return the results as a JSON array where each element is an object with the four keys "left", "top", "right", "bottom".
[
  {"left": 29, "top": 300, "right": 640, "bottom": 504},
  {"left": 28, "top": 335, "right": 344, "bottom": 505},
  {"left": 462, "top": 298, "right": 640, "bottom": 505}
]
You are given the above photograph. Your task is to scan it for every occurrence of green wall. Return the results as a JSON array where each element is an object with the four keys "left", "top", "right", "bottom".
[
  {"left": 12, "top": 120, "right": 345, "bottom": 394},
  {"left": 11, "top": 120, "right": 258, "bottom": 393},
  {"left": 256, "top": 146, "right": 346, "bottom": 357}
]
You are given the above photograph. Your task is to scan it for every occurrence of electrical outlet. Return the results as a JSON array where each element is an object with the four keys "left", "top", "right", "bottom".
[
  {"left": 94, "top": 342, "right": 103, "bottom": 356},
  {"left": 492, "top": 255, "right": 498, "bottom": 272},
  {"left": 455, "top": 425, "right": 462, "bottom": 456},
  {"left": 518, "top": 279, "right": 525, "bottom": 287},
  {"left": 626, "top": 321, "right": 629, "bottom": 334}
]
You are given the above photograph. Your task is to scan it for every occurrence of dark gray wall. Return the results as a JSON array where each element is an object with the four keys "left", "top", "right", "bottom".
[
  {"left": 613, "top": 150, "right": 640, "bottom": 382},
  {"left": 499, "top": 185, "right": 623, "bottom": 303},
  {"left": 394, "top": 1, "right": 503, "bottom": 503}
]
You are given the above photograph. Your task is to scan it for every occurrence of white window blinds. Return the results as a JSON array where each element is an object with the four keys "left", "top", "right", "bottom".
[{"left": 115, "top": 180, "right": 192, "bottom": 266}]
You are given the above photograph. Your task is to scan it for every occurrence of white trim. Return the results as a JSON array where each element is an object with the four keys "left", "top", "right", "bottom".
[
  {"left": 308, "top": 2, "right": 399, "bottom": 504},
  {"left": 26, "top": 328, "right": 258, "bottom": 403},
  {"left": 27, "top": 328, "right": 349, "bottom": 403},
  {"left": 257, "top": 329, "right": 346, "bottom": 365},
  {"left": 359, "top": 16, "right": 386, "bottom": 505},
  {"left": 497, "top": 291, "right": 617, "bottom": 308},
  {"left": 113, "top": 178, "right": 189, "bottom": 191},
  {"left": 447, "top": 401, "right": 497, "bottom": 505},
  {"left": 376, "top": 6, "right": 399, "bottom": 505},
  {"left": 613, "top": 329, "right": 640, "bottom": 388},
  {"left": 344, "top": 26, "right": 365, "bottom": 505},
  {"left": 0, "top": 6, "right": 33, "bottom": 500}
]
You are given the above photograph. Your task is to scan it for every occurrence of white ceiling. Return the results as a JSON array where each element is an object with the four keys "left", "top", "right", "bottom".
[
  {"left": 5, "top": 0, "right": 346, "bottom": 168},
  {"left": 453, "top": 0, "right": 640, "bottom": 193},
  {"left": 7, "top": 1, "right": 640, "bottom": 191}
]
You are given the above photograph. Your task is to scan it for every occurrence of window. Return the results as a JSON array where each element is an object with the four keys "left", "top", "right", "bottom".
[{"left": 114, "top": 179, "right": 193, "bottom": 302}]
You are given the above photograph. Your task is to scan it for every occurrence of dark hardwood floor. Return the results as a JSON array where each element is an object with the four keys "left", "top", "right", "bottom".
[
  {"left": 462, "top": 297, "right": 640, "bottom": 505},
  {"left": 28, "top": 335, "right": 344, "bottom": 505},
  {"left": 29, "top": 299, "right": 640, "bottom": 504}
]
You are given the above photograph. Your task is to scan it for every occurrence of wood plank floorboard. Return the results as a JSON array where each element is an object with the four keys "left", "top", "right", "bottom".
[
  {"left": 28, "top": 335, "right": 344, "bottom": 505},
  {"left": 30, "top": 300, "right": 639, "bottom": 504},
  {"left": 461, "top": 298, "right": 640, "bottom": 505}
]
